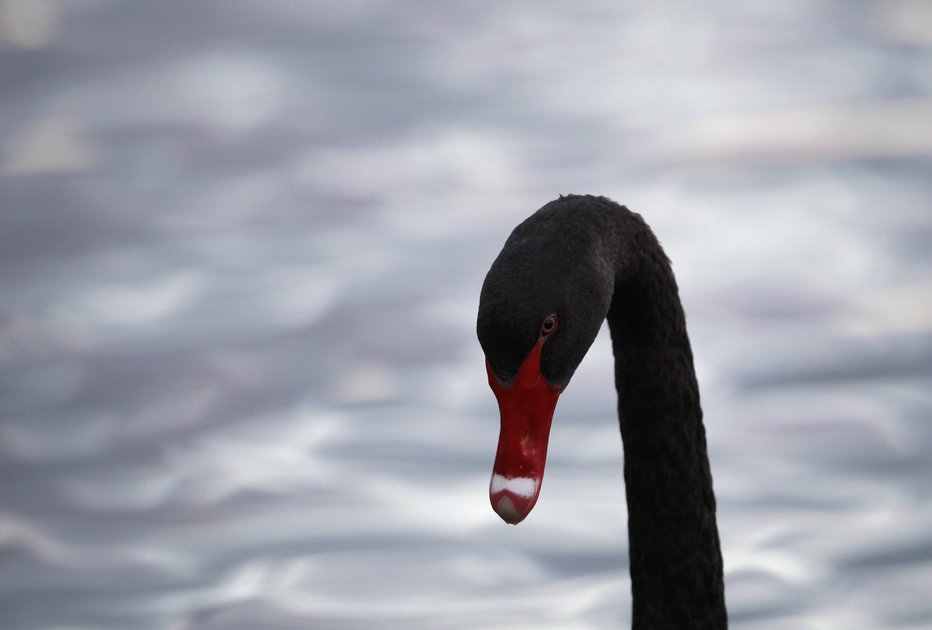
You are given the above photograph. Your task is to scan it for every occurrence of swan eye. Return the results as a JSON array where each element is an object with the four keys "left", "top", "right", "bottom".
[{"left": 540, "top": 314, "right": 557, "bottom": 337}]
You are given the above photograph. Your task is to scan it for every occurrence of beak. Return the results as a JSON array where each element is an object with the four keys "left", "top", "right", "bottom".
[{"left": 487, "top": 340, "right": 561, "bottom": 524}]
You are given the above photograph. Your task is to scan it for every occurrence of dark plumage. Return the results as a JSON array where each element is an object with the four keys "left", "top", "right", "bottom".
[{"left": 477, "top": 195, "right": 726, "bottom": 629}]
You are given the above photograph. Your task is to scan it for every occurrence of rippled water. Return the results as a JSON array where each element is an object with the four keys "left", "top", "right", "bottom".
[{"left": 2, "top": 2, "right": 932, "bottom": 628}]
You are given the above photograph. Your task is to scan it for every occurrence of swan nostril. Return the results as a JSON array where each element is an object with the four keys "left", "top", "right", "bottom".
[{"left": 520, "top": 427, "right": 536, "bottom": 457}]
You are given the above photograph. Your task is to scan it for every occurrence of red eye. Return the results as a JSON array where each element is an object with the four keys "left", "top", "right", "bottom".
[{"left": 540, "top": 314, "right": 557, "bottom": 336}]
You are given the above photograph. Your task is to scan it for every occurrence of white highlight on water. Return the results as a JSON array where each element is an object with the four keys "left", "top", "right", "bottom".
[{"left": 490, "top": 474, "right": 538, "bottom": 498}]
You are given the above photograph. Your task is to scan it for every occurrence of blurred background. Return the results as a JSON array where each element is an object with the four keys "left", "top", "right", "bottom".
[{"left": 1, "top": 1, "right": 931, "bottom": 628}]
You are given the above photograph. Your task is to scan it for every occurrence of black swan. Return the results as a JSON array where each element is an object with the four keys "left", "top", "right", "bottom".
[{"left": 477, "top": 195, "right": 726, "bottom": 628}]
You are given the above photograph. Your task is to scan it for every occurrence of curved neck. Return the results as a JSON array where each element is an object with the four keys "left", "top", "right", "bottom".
[{"left": 607, "top": 225, "right": 727, "bottom": 629}]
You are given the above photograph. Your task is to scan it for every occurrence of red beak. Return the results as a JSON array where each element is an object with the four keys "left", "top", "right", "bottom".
[{"left": 487, "top": 339, "right": 561, "bottom": 524}]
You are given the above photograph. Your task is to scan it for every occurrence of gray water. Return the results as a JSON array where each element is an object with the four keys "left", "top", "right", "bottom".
[{"left": 2, "top": 2, "right": 932, "bottom": 628}]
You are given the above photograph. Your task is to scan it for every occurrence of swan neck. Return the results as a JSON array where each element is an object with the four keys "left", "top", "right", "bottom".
[{"left": 606, "top": 227, "right": 727, "bottom": 628}]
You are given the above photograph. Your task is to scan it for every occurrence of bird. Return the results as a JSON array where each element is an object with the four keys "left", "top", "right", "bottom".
[{"left": 476, "top": 195, "right": 726, "bottom": 629}]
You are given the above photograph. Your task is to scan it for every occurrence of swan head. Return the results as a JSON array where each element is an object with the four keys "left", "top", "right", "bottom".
[{"left": 477, "top": 200, "right": 614, "bottom": 524}]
